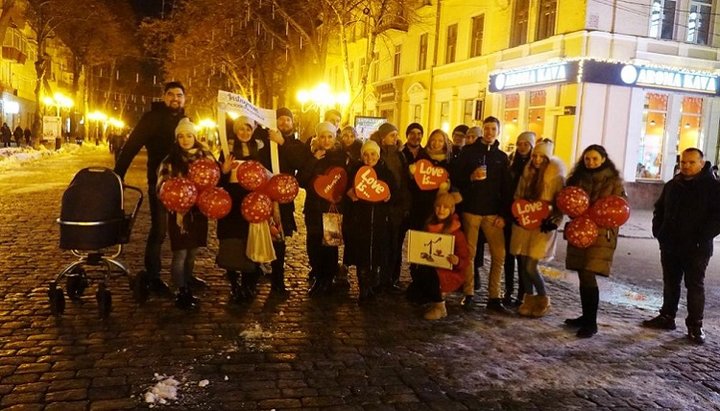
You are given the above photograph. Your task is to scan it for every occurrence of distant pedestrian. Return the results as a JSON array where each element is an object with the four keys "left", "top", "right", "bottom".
[
  {"left": 23, "top": 127, "right": 31, "bottom": 146},
  {"left": 564, "top": 145, "right": 625, "bottom": 338},
  {"left": 13, "top": 126, "right": 23, "bottom": 147},
  {"left": 642, "top": 148, "right": 720, "bottom": 344},
  {"left": 1, "top": 123, "right": 11, "bottom": 147}
]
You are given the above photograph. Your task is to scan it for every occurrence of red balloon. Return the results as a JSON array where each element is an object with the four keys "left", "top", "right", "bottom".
[
  {"left": 565, "top": 216, "right": 599, "bottom": 249},
  {"left": 557, "top": 186, "right": 590, "bottom": 218},
  {"left": 159, "top": 177, "right": 198, "bottom": 213},
  {"left": 236, "top": 161, "right": 271, "bottom": 191},
  {"left": 265, "top": 174, "right": 299, "bottom": 204},
  {"left": 188, "top": 158, "right": 221, "bottom": 191},
  {"left": 241, "top": 192, "right": 273, "bottom": 223},
  {"left": 197, "top": 187, "right": 232, "bottom": 219},
  {"left": 588, "top": 195, "right": 630, "bottom": 229}
]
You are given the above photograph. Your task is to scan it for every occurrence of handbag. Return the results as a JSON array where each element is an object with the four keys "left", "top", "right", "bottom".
[{"left": 322, "top": 206, "right": 343, "bottom": 247}]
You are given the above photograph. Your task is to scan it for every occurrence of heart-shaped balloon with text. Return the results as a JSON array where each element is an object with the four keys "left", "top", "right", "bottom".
[
  {"left": 511, "top": 199, "right": 552, "bottom": 230},
  {"left": 412, "top": 159, "right": 449, "bottom": 190},
  {"left": 354, "top": 166, "right": 390, "bottom": 202},
  {"left": 313, "top": 166, "right": 348, "bottom": 204}
]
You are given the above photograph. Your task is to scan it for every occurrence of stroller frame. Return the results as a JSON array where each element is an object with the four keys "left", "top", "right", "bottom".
[{"left": 50, "top": 167, "right": 144, "bottom": 318}]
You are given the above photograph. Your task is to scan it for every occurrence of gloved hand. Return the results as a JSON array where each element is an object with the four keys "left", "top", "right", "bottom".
[{"left": 540, "top": 219, "right": 558, "bottom": 233}]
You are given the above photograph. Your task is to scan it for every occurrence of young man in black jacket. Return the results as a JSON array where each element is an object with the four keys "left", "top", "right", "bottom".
[
  {"left": 114, "top": 81, "right": 192, "bottom": 294},
  {"left": 452, "top": 116, "right": 513, "bottom": 313},
  {"left": 643, "top": 148, "right": 720, "bottom": 344}
]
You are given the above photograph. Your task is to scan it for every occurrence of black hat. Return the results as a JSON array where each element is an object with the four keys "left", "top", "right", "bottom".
[
  {"left": 276, "top": 107, "right": 294, "bottom": 121},
  {"left": 452, "top": 124, "right": 469, "bottom": 135},
  {"left": 405, "top": 122, "right": 424, "bottom": 136}
]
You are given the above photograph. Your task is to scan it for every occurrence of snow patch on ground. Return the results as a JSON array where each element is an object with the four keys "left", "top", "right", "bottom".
[
  {"left": 239, "top": 322, "right": 275, "bottom": 351},
  {"left": 144, "top": 374, "right": 180, "bottom": 405}
]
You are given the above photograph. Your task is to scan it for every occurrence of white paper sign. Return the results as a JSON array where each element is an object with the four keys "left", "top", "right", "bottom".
[{"left": 407, "top": 230, "right": 455, "bottom": 270}]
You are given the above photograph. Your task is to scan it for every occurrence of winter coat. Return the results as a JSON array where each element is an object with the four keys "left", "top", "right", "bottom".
[
  {"left": 344, "top": 160, "right": 396, "bottom": 269},
  {"left": 451, "top": 139, "right": 512, "bottom": 218},
  {"left": 653, "top": 161, "right": 720, "bottom": 256},
  {"left": 297, "top": 147, "right": 351, "bottom": 234},
  {"left": 510, "top": 157, "right": 565, "bottom": 260},
  {"left": 114, "top": 102, "right": 185, "bottom": 188},
  {"left": 426, "top": 214, "right": 469, "bottom": 293},
  {"left": 407, "top": 151, "right": 451, "bottom": 230},
  {"left": 565, "top": 163, "right": 625, "bottom": 276},
  {"left": 343, "top": 139, "right": 363, "bottom": 163},
  {"left": 157, "top": 147, "right": 214, "bottom": 251},
  {"left": 381, "top": 144, "right": 412, "bottom": 226}
]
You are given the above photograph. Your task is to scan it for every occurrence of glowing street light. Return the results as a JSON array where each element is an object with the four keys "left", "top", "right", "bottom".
[{"left": 296, "top": 82, "right": 350, "bottom": 118}]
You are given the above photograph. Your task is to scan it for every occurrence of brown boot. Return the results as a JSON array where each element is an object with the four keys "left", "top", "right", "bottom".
[
  {"left": 531, "top": 295, "right": 551, "bottom": 318},
  {"left": 424, "top": 301, "right": 447, "bottom": 320},
  {"left": 518, "top": 294, "right": 535, "bottom": 317}
]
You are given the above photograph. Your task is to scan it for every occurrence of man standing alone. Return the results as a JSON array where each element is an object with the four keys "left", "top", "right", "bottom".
[
  {"left": 114, "top": 81, "right": 191, "bottom": 294},
  {"left": 643, "top": 148, "right": 720, "bottom": 344}
]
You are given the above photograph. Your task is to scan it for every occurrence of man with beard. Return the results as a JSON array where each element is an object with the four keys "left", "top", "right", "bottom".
[
  {"left": 401, "top": 122, "right": 425, "bottom": 164},
  {"left": 114, "top": 81, "right": 193, "bottom": 295}
]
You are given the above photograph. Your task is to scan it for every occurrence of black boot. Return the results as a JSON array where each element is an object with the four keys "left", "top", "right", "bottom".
[
  {"left": 308, "top": 276, "right": 332, "bottom": 297},
  {"left": 240, "top": 269, "right": 261, "bottom": 300},
  {"left": 357, "top": 269, "right": 376, "bottom": 304},
  {"left": 565, "top": 286, "right": 588, "bottom": 328},
  {"left": 175, "top": 287, "right": 199, "bottom": 310},
  {"left": 226, "top": 271, "right": 243, "bottom": 304},
  {"left": 576, "top": 287, "right": 599, "bottom": 338}
]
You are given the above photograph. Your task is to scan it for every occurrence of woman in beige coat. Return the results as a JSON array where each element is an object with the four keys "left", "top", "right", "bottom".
[{"left": 510, "top": 140, "right": 565, "bottom": 317}]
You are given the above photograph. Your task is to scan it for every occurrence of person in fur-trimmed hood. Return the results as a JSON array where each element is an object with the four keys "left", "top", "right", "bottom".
[{"left": 509, "top": 140, "right": 565, "bottom": 318}]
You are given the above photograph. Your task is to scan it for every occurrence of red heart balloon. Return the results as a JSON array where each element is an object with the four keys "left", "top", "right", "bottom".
[
  {"left": 313, "top": 167, "right": 348, "bottom": 204},
  {"left": 565, "top": 216, "right": 599, "bottom": 248},
  {"left": 265, "top": 174, "right": 300, "bottom": 204},
  {"left": 354, "top": 166, "right": 390, "bottom": 202},
  {"left": 413, "top": 159, "right": 448, "bottom": 191},
  {"left": 557, "top": 186, "right": 590, "bottom": 218},
  {"left": 236, "top": 160, "right": 271, "bottom": 191},
  {"left": 511, "top": 199, "right": 551, "bottom": 230},
  {"left": 241, "top": 192, "right": 273, "bottom": 223},
  {"left": 159, "top": 177, "right": 198, "bottom": 213},
  {"left": 588, "top": 195, "right": 630, "bottom": 229},
  {"left": 188, "top": 157, "right": 220, "bottom": 192},
  {"left": 197, "top": 187, "right": 232, "bottom": 219}
]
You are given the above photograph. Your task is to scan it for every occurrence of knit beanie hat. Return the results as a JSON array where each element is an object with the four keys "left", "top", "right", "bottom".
[
  {"left": 532, "top": 140, "right": 554, "bottom": 158},
  {"left": 452, "top": 124, "right": 469, "bottom": 135},
  {"left": 405, "top": 122, "right": 424, "bottom": 136},
  {"left": 232, "top": 116, "right": 256, "bottom": 135},
  {"left": 516, "top": 131, "right": 536, "bottom": 148},
  {"left": 434, "top": 191, "right": 462, "bottom": 212},
  {"left": 276, "top": 107, "right": 294, "bottom": 121},
  {"left": 316, "top": 121, "right": 338, "bottom": 137},
  {"left": 467, "top": 126, "right": 482, "bottom": 138},
  {"left": 361, "top": 139, "right": 380, "bottom": 156},
  {"left": 175, "top": 117, "right": 196, "bottom": 138},
  {"left": 377, "top": 122, "right": 398, "bottom": 140}
]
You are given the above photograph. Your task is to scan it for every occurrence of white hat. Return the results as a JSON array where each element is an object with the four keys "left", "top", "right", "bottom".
[
  {"left": 175, "top": 118, "right": 196, "bottom": 137},
  {"left": 316, "top": 121, "right": 338, "bottom": 137}
]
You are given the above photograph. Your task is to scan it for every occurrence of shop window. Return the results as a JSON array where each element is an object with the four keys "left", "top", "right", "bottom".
[
  {"left": 503, "top": 93, "right": 520, "bottom": 150},
  {"left": 536, "top": 0, "right": 557, "bottom": 41},
  {"left": 649, "top": 0, "right": 676, "bottom": 40},
  {"left": 527, "top": 90, "right": 546, "bottom": 139},
  {"left": 678, "top": 96, "right": 703, "bottom": 153},
  {"left": 510, "top": 0, "right": 529, "bottom": 47},
  {"left": 687, "top": 0, "right": 712, "bottom": 45},
  {"left": 637, "top": 93, "right": 668, "bottom": 180}
]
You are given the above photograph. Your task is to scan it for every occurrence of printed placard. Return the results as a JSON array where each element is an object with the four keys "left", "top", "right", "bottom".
[
  {"left": 354, "top": 166, "right": 390, "bottom": 202},
  {"left": 511, "top": 199, "right": 551, "bottom": 230},
  {"left": 412, "top": 159, "right": 449, "bottom": 190},
  {"left": 313, "top": 167, "right": 348, "bottom": 204},
  {"left": 407, "top": 230, "right": 455, "bottom": 270}
]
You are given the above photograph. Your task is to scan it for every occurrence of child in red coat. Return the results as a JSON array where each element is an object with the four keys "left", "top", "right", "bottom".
[{"left": 414, "top": 191, "right": 469, "bottom": 320}]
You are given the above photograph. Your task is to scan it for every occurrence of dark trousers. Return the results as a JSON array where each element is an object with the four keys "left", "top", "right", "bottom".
[
  {"left": 410, "top": 265, "right": 443, "bottom": 303},
  {"left": 660, "top": 250, "right": 709, "bottom": 327},
  {"left": 271, "top": 240, "right": 286, "bottom": 285},
  {"left": 384, "top": 220, "right": 406, "bottom": 286},
  {"left": 306, "top": 231, "right": 339, "bottom": 281},
  {"left": 145, "top": 187, "right": 167, "bottom": 278}
]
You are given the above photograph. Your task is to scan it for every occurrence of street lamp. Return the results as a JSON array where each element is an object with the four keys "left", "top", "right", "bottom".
[
  {"left": 87, "top": 111, "right": 108, "bottom": 144},
  {"left": 296, "top": 82, "right": 350, "bottom": 119}
]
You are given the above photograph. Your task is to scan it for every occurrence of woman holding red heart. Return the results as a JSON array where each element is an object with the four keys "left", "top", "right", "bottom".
[
  {"left": 509, "top": 140, "right": 565, "bottom": 319},
  {"left": 297, "top": 121, "right": 352, "bottom": 297},
  {"left": 564, "top": 144, "right": 625, "bottom": 338},
  {"left": 345, "top": 139, "right": 397, "bottom": 303}
]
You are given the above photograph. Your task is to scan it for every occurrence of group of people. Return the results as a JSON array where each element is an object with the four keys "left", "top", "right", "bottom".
[
  {"left": 1, "top": 123, "right": 31, "bottom": 147},
  {"left": 113, "top": 81, "right": 720, "bottom": 345}
]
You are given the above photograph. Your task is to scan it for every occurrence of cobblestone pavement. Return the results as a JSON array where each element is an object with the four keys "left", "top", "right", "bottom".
[{"left": 0, "top": 146, "right": 719, "bottom": 410}]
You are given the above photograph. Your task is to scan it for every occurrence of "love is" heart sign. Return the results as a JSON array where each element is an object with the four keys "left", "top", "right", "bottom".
[
  {"left": 313, "top": 166, "right": 348, "bottom": 204},
  {"left": 412, "top": 159, "right": 449, "bottom": 190},
  {"left": 511, "top": 199, "right": 551, "bottom": 230},
  {"left": 354, "top": 166, "right": 390, "bottom": 202}
]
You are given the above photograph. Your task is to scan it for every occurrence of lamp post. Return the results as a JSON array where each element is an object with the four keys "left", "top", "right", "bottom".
[
  {"left": 42, "top": 92, "right": 73, "bottom": 149},
  {"left": 87, "top": 111, "right": 107, "bottom": 144},
  {"left": 296, "top": 82, "right": 349, "bottom": 138}
]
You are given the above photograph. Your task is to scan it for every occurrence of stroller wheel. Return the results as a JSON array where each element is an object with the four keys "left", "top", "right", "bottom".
[
  {"left": 131, "top": 271, "right": 150, "bottom": 304},
  {"left": 48, "top": 282, "right": 66, "bottom": 315},
  {"left": 96, "top": 284, "right": 112, "bottom": 318},
  {"left": 66, "top": 274, "right": 89, "bottom": 301}
]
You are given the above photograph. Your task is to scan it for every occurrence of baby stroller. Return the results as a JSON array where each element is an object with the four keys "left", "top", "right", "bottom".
[{"left": 51, "top": 167, "right": 145, "bottom": 317}]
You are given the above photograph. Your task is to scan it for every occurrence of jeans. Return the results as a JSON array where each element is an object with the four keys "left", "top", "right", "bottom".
[
  {"left": 462, "top": 213, "right": 505, "bottom": 298},
  {"left": 145, "top": 187, "right": 167, "bottom": 278},
  {"left": 171, "top": 248, "right": 197, "bottom": 289},
  {"left": 660, "top": 250, "right": 709, "bottom": 327}
]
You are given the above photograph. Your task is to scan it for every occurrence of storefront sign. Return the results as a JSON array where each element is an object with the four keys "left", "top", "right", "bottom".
[
  {"left": 489, "top": 62, "right": 580, "bottom": 92},
  {"left": 582, "top": 60, "right": 720, "bottom": 95}
]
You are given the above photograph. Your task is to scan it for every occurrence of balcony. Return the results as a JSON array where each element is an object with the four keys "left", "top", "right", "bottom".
[{"left": 2, "top": 28, "right": 28, "bottom": 64}]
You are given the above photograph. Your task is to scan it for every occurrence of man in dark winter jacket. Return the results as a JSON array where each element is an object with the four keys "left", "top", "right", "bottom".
[
  {"left": 643, "top": 148, "right": 720, "bottom": 344},
  {"left": 114, "top": 81, "right": 190, "bottom": 294},
  {"left": 452, "top": 116, "right": 512, "bottom": 314}
]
